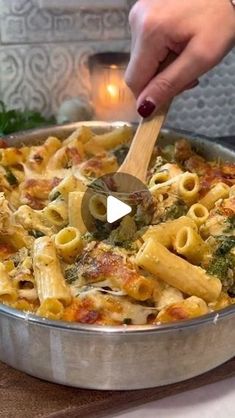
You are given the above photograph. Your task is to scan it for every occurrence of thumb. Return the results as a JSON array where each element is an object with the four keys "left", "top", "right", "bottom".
[{"left": 137, "top": 38, "right": 216, "bottom": 118}]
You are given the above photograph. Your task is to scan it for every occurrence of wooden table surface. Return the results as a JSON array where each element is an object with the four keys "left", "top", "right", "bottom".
[{"left": 0, "top": 358, "right": 234, "bottom": 418}]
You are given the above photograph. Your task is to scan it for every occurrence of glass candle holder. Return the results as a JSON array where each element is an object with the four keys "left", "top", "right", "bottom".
[{"left": 88, "top": 52, "right": 137, "bottom": 122}]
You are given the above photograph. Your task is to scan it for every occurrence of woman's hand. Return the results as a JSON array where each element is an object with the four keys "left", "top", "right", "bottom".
[{"left": 125, "top": 0, "right": 235, "bottom": 117}]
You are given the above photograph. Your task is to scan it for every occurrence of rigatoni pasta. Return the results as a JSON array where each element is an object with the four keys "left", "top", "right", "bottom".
[
  {"left": 142, "top": 216, "right": 197, "bottom": 248},
  {"left": 178, "top": 172, "right": 200, "bottom": 204},
  {"left": 136, "top": 238, "right": 222, "bottom": 303},
  {"left": 68, "top": 191, "right": 87, "bottom": 233},
  {"left": 33, "top": 236, "right": 71, "bottom": 305},
  {"left": 174, "top": 226, "right": 210, "bottom": 264},
  {"left": 199, "top": 182, "right": 230, "bottom": 209},
  {"left": 54, "top": 227, "right": 83, "bottom": 263},
  {"left": 187, "top": 203, "right": 209, "bottom": 227}
]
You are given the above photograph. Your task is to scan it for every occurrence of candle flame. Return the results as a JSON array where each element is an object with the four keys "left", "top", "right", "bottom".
[{"left": 107, "top": 84, "right": 118, "bottom": 98}]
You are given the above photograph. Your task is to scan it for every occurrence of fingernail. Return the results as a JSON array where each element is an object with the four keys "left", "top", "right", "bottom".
[{"left": 137, "top": 99, "right": 156, "bottom": 118}]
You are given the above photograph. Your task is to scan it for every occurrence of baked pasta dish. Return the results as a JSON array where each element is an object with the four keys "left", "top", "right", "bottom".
[{"left": 0, "top": 125, "right": 234, "bottom": 326}]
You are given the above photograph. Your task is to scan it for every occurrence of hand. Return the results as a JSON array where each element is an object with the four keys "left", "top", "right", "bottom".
[{"left": 125, "top": 0, "right": 235, "bottom": 117}]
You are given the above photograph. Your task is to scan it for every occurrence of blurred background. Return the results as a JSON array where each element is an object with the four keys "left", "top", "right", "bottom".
[{"left": 0, "top": 0, "right": 234, "bottom": 136}]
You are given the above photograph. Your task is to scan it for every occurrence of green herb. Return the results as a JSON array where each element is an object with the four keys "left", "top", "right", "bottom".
[
  {"left": 207, "top": 235, "right": 235, "bottom": 294},
  {"left": 224, "top": 215, "right": 235, "bottom": 233},
  {"left": 207, "top": 254, "right": 235, "bottom": 292},
  {"left": 113, "top": 145, "right": 129, "bottom": 165},
  {"left": 215, "top": 236, "right": 235, "bottom": 256},
  {"left": 92, "top": 220, "right": 114, "bottom": 241},
  {"left": 207, "top": 256, "right": 231, "bottom": 280},
  {"left": 28, "top": 230, "right": 45, "bottom": 238},
  {"left": 64, "top": 265, "right": 78, "bottom": 284},
  {"left": 0, "top": 101, "right": 55, "bottom": 135},
  {"left": 123, "top": 318, "right": 132, "bottom": 325},
  {"left": 161, "top": 144, "right": 175, "bottom": 162},
  {"left": 81, "top": 232, "right": 94, "bottom": 243},
  {"left": 151, "top": 156, "right": 167, "bottom": 172},
  {"left": 108, "top": 216, "right": 137, "bottom": 248},
  {"left": 49, "top": 191, "right": 61, "bottom": 201},
  {"left": 4, "top": 167, "right": 18, "bottom": 186},
  {"left": 163, "top": 201, "right": 188, "bottom": 221}
]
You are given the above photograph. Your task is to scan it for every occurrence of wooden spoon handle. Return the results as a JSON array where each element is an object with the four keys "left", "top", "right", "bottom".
[
  {"left": 118, "top": 102, "right": 170, "bottom": 182},
  {"left": 118, "top": 52, "right": 177, "bottom": 182}
]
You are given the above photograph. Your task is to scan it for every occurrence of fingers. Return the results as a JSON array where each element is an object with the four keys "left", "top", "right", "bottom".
[
  {"left": 125, "top": 39, "right": 168, "bottom": 99},
  {"left": 137, "top": 37, "right": 218, "bottom": 117},
  {"left": 181, "top": 80, "right": 199, "bottom": 92},
  {"left": 125, "top": 3, "right": 169, "bottom": 98}
]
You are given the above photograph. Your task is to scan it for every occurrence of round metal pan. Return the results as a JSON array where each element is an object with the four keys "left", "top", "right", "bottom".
[{"left": 0, "top": 121, "right": 235, "bottom": 390}]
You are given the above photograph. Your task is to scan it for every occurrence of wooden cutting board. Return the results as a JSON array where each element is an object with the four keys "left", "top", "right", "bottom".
[{"left": 0, "top": 358, "right": 234, "bottom": 418}]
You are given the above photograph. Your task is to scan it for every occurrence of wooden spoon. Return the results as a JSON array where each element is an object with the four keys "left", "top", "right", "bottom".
[
  {"left": 118, "top": 53, "right": 176, "bottom": 183},
  {"left": 118, "top": 103, "right": 171, "bottom": 182}
]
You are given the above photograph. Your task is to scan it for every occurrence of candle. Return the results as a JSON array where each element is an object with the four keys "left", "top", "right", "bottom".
[{"left": 88, "top": 53, "right": 137, "bottom": 122}]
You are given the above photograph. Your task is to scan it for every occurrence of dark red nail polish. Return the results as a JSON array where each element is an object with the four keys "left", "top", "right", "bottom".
[{"left": 138, "top": 99, "right": 156, "bottom": 118}]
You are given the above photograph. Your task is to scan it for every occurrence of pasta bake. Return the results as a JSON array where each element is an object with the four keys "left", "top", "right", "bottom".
[{"left": 0, "top": 125, "right": 234, "bottom": 326}]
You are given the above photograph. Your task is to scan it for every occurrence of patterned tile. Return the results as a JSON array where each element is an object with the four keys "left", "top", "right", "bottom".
[
  {"left": 0, "top": 41, "right": 130, "bottom": 116},
  {"left": 0, "top": 0, "right": 130, "bottom": 43},
  {"left": 167, "top": 49, "right": 235, "bottom": 137}
]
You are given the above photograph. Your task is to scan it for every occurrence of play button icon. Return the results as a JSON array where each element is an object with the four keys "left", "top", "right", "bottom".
[
  {"left": 107, "top": 195, "right": 132, "bottom": 224},
  {"left": 81, "top": 172, "right": 153, "bottom": 241}
]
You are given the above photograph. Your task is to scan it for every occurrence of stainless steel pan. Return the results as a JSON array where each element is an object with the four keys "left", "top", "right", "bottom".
[{"left": 0, "top": 121, "right": 235, "bottom": 390}]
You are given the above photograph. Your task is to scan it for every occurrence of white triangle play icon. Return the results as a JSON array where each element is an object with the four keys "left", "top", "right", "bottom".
[{"left": 107, "top": 195, "right": 132, "bottom": 224}]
